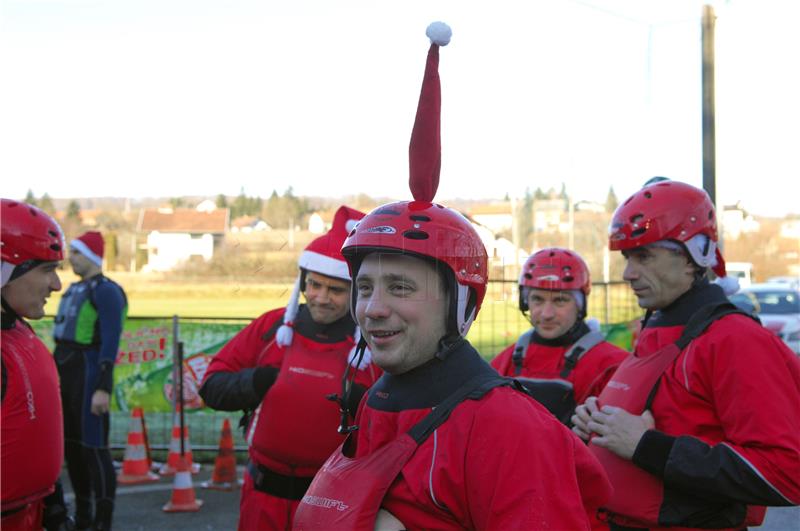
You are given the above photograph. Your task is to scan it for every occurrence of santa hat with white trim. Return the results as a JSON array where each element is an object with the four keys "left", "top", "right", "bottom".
[
  {"left": 275, "top": 206, "right": 366, "bottom": 348},
  {"left": 71, "top": 231, "right": 104, "bottom": 268}
]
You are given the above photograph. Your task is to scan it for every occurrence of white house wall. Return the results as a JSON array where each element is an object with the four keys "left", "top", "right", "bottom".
[{"left": 144, "top": 231, "right": 215, "bottom": 271}]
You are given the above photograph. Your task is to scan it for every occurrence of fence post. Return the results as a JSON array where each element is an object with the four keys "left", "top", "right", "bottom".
[{"left": 172, "top": 315, "right": 179, "bottom": 412}]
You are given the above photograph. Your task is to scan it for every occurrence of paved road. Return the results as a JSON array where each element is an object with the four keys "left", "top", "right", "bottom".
[
  {"left": 62, "top": 465, "right": 242, "bottom": 531},
  {"left": 61, "top": 467, "right": 800, "bottom": 531}
]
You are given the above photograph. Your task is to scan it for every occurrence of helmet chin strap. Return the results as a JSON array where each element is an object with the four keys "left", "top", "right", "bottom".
[
  {"left": 455, "top": 283, "right": 476, "bottom": 337},
  {"left": 328, "top": 335, "right": 370, "bottom": 435}
]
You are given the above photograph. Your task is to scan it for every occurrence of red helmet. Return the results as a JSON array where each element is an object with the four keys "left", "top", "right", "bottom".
[
  {"left": 2, "top": 199, "right": 65, "bottom": 265},
  {"left": 341, "top": 200, "right": 488, "bottom": 337},
  {"left": 519, "top": 248, "right": 590, "bottom": 312},
  {"left": 609, "top": 180, "right": 717, "bottom": 251}
]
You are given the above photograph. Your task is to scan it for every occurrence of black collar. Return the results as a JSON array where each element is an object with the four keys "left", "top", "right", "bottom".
[
  {"left": 645, "top": 279, "right": 728, "bottom": 328},
  {"left": 1, "top": 297, "right": 20, "bottom": 330},
  {"left": 366, "top": 339, "right": 498, "bottom": 411},
  {"left": 293, "top": 304, "right": 356, "bottom": 343},
  {"left": 1, "top": 311, "right": 17, "bottom": 330}
]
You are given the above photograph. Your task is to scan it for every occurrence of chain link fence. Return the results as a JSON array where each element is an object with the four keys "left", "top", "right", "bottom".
[{"left": 104, "top": 279, "right": 643, "bottom": 456}]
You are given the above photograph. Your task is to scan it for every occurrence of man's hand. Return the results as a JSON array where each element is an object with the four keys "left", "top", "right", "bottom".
[
  {"left": 571, "top": 396, "right": 600, "bottom": 441},
  {"left": 587, "top": 406, "right": 655, "bottom": 460},
  {"left": 91, "top": 390, "right": 111, "bottom": 415}
]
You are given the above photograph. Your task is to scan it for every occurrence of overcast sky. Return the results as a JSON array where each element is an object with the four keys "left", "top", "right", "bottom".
[{"left": 1, "top": 0, "right": 798, "bottom": 216}]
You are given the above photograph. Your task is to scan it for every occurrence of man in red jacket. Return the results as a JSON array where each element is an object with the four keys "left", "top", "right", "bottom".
[
  {"left": 492, "top": 247, "right": 627, "bottom": 425},
  {"left": 1, "top": 199, "right": 68, "bottom": 531},
  {"left": 292, "top": 22, "right": 611, "bottom": 531},
  {"left": 573, "top": 180, "right": 800, "bottom": 531},
  {"left": 199, "top": 205, "right": 380, "bottom": 531}
]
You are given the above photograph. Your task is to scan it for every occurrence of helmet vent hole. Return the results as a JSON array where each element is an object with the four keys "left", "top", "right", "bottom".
[
  {"left": 562, "top": 275, "right": 574, "bottom": 282},
  {"left": 50, "top": 244, "right": 62, "bottom": 251},
  {"left": 523, "top": 273, "right": 532, "bottom": 280},
  {"left": 631, "top": 228, "right": 647, "bottom": 239},
  {"left": 409, "top": 215, "right": 431, "bottom": 222},
  {"left": 630, "top": 214, "right": 644, "bottom": 224},
  {"left": 403, "top": 230, "right": 429, "bottom": 240},
  {"left": 708, "top": 211, "right": 714, "bottom": 220},
  {"left": 374, "top": 207, "right": 401, "bottom": 216}
]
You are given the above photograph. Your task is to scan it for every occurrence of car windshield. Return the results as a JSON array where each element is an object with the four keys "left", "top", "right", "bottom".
[{"left": 750, "top": 290, "right": 800, "bottom": 315}]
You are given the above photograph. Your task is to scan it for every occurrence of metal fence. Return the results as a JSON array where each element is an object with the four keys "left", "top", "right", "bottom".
[{"left": 108, "top": 279, "right": 643, "bottom": 455}]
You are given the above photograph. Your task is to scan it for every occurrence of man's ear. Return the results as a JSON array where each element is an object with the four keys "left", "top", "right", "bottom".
[{"left": 684, "top": 256, "right": 703, "bottom": 281}]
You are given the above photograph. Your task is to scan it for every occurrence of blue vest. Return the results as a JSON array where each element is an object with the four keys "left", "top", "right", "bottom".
[{"left": 53, "top": 276, "right": 124, "bottom": 346}]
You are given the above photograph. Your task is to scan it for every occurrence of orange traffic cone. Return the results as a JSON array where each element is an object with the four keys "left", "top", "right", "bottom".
[
  {"left": 162, "top": 455, "right": 203, "bottom": 512},
  {"left": 159, "top": 408, "right": 200, "bottom": 476},
  {"left": 201, "top": 419, "right": 240, "bottom": 491},
  {"left": 117, "top": 408, "right": 160, "bottom": 484}
]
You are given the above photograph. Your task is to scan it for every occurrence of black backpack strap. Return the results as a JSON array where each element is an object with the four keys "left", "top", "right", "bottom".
[
  {"left": 512, "top": 329, "right": 534, "bottom": 376},
  {"left": 559, "top": 330, "right": 605, "bottom": 378},
  {"left": 408, "top": 374, "right": 512, "bottom": 445},
  {"left": 643, "top": 302, "right": 750, "bottom": 411},
  {"left": 261, "top": 317, "right": 284, "bottom": 342},
  {"left": 674, "top": 302, "right": 749, "bottom": 350}
]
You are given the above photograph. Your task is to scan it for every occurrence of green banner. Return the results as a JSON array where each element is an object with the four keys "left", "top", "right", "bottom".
[
  {"left": 31, "top": 317, "right": 249, "bottom": 413},
  {"left": 30, "top": 315, "right": 637, "bottom": 414}
]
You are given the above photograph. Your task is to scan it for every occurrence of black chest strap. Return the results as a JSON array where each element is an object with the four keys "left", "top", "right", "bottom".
[
  {"left": 512, "top": 328, "right": 605, "bottom": 378},
  {"left": 644, "top": 302, "right": 754, "bottom": 411}
]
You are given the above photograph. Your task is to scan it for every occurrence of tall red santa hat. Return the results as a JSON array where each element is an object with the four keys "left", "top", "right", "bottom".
[
  {"left": 275, "top": 206, "right": 366, "bottom": 350},
  {"left": 71, "top": 231, "right": 105, "bottom": 267}
]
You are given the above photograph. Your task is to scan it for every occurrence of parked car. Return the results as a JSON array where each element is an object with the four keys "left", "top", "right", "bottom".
[
  {"left": 766, "top": 276, "right": 800, "bottom": 291},
  {"left": 739, "top": 283, "right": 800, "bottom": 355},
  {"left": 729, "top": 291, "right": 760, "bottom": 316}
]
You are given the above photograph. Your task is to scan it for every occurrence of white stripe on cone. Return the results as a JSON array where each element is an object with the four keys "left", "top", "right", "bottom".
[{"left": 173, "top": 471, "right": 193, "bottom": 490}]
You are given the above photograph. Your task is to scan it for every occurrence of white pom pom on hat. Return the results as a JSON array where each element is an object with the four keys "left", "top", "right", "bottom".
[
  {"left": 426, "top": 21, "right": 452, "bottom": 46},
  {"left": 714, "top": 275, "right": 740, "bottom": 296}
]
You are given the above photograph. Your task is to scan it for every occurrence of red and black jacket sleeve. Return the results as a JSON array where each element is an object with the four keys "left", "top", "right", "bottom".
[
  {"left": 199, "top": 309, "right": 283, "bottom": 412},
  {"left": 633, "top": 316, "right": 800, "bottom": 510}
]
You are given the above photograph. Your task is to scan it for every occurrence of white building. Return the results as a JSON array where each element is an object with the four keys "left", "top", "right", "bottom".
[{"left": 137, "top": 206, "right": 229, "bottom": 271}]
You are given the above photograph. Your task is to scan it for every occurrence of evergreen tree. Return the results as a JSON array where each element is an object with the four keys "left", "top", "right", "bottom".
[
  {"left": 605, "top": 186, "right": 619, "bottom": 213},
  {"left": 66, "top": 199, "right": 81, "bottom": 221},
  {"left": 39, "top": 193, "right": 55, "bottom": 215},
  {"left": 232, "top": 187, "right": 248, "bottom": 218},
  {"left": 216, "top": 194, "right": 228, "bottom": 209},
  {"left": 24, "top": 189, "right": 37, "bottom": 206}
]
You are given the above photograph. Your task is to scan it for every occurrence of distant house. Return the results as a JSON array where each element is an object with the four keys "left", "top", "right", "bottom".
[
  {"left": 722, "top": 203, "right": 760, "bottom": 240},
  {"left": 779, "top": 218, "right": 800, "bottom": 240},
  {"left": 533, "top": 198, "right": 565, "bottom": 231},
  {"left": 77, "top": 209, "right": 102, "bottom": 227},
  {"left": 468, "top": 217, "right": 527, "bottom": 272},
  {"left": 308, "top": 209, "right": 337, "bottom": 234},
  {"left": 467, "top": 203, "right": 513, "bottom": 234},
  {"left": 137, "top": 206, "right": 229, "bottom": 271},
  {"left": 574, "top": 200, "right": 605, "bottom": 213},
  {"left": 195, "top": 199, "right": 218, "bottom": 213},
  {"left": 231, "top": 215, "right": 271, "bottom": 233}
]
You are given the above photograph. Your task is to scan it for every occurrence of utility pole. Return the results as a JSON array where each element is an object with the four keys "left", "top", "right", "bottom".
[{"left": 701, "top": 5, "right": 718, "bottom": 211}]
